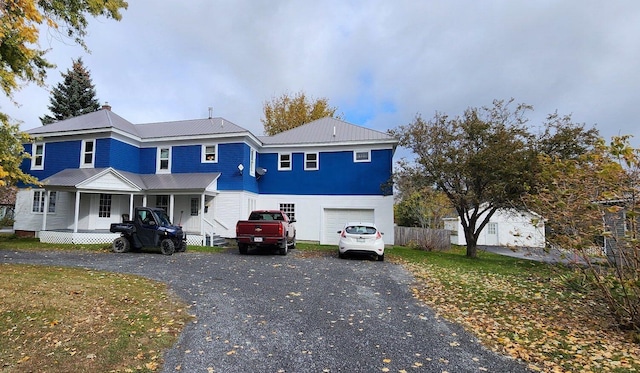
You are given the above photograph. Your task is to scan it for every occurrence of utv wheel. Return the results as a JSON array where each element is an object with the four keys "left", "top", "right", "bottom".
[
  {"left": 112, "top": 237, "right": 130, "bottom": 253},
  {"left": 177, "top": 241, "right": 187, "bottom": 252},
  {"left": 160, "top": 239, "right": 175, "bottom": 255},
  {"left": 238, "top": 243, "right": 248, "bottom": 255}
]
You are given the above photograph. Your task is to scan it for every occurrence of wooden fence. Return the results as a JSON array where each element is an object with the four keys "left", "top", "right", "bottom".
[{"left": 394, "top": 226, "right": 451, "bottom": 251}]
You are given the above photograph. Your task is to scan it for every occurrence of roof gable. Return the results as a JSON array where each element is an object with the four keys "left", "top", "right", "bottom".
[{"left": 259, "top": 117, "right": 397, "bottom": 146}]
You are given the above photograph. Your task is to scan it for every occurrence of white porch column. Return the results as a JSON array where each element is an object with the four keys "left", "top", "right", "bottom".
[
  {"left": 142, "top": 195, "right": 147, "bottom": 207},
  {"left": 129, "top": 193, "right": 134, "bottom": 219},
  {"left": 73, "top": 191, "right": 81, "bottom": 233},
  {"left": 200, "top": 193, "right": 205, "bottom": 237},
  {"left": 41, "top": 191, "right": 49, "bottom": 231},
  {"left": 169, "top": 194, "right": 175, "bottom": 222}
]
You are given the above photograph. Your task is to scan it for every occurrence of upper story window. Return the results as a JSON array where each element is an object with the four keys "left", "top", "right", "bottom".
[
  {"left": 31, "top": 143, "right": 45, "bottom": 170},
  {"left": 157, "top": 147, "right": 171, "bottom": 173},
  {"left": 304, "top": 152, "right": 318, "bottom": 171},
  {"left": 202, "top": 144, "right": 217, "bottom": 163},
  {"left": 353, "top": 150, "right": 371, "bottom": 163},
  {"left": 32, "top": 190, "right": 56, "bottom": 213},
  {"left": 81, "top": 139, "right": 95, "bottom": 168},
  {"left": 278, "top": 153, "right": 292, "bottom": 171},
  {"left": 249, "top": 147, "right": 256, "bottom": 177}
]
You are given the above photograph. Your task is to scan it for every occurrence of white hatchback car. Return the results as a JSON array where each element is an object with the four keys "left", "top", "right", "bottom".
[{"left": 337, "top": 222, "right": 385, "bottom": 261}]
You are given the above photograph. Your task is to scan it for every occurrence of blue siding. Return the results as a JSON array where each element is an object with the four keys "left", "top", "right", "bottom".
[
  {"left": 101, "top": 138, "right": 140, "bottom": 172},
  {"left": 21, "top": 140, "right": 81, "bottom": 180},
  {"left": 257, "top": 149, "right": 393, "bottom": 195},
  {"left": 139, "top": 148, "right": 157, "bottom": 174}
]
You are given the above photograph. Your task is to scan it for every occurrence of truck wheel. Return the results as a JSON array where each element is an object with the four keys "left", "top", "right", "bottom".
[
  {"left": 160, "top": 239, "right": 175, "bottom": 255},
  {"left": 289, "top": 236, "right": 296, "bottom": 250},
  {"left": 112, "top": 237, "right": 130, "bottom": 253},
  {"left": 279, "top": 245, "right": 288, "bottom": 256},
  {"left": 238, "top": 243, "right": 248, "bottom": 255}
]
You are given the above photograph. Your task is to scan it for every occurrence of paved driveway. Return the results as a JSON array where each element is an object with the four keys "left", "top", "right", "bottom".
[{"left": 1, "top": 249, "right": 531, "bottom": 372}]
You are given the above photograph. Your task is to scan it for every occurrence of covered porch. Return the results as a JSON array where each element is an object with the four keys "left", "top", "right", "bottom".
[{"left": 35, "top": 168, "right": 228, "bottom": 247}]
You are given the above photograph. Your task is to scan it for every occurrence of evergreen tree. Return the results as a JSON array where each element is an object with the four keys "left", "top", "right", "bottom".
[{"left": 40, "top": 58, "right": 101, "bottom": 124}]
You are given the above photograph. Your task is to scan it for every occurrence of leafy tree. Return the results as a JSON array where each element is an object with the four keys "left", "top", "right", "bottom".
[
  {"left": 524, "top": 136, "right": 640, "bottom": 332},
  {"left": 0, "top": 0, "right": 127, "bottom": 186},
  {"left": 261, "top": 91, "right": 342, "bottom": 135},
  {"left": 390, "top": 99, "right": 598, "bottom": 258},
  {"left": 394, "top": 185, "right": 453, "bottom": 229},
  {"left": 40, "top": 58, "right": 100, "bottom": 124}
]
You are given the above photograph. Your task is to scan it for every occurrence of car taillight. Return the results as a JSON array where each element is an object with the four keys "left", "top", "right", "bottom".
[
  {"left": 376, "top": 231, "right": 382, "bottom": 239},
  {"left": 341, "top": 231, "right": 346, "bottom": 238}
]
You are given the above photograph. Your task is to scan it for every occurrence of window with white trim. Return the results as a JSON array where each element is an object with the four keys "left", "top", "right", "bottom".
[
  {"left": 190, "top": 198, "right": 199, "bottom": 216},
  {"left": 31, "top": 143, "right": 45, "bottom": 170},
  {"left": 202, "top": 144, "right": 217, "bottom": 163},
  {"left": 81, "top": 139, "right": 95, "bottom": 168},
  {"left": 304, "top": 152, "right": 318, "bottom": 170},
  {"left": 278, "top": 153, "right": 292, "bottom": 171},
  {"left": 279, "top": 203, "right": 295, "bottom": 221},
  {"left": 32, "top": 190, "right": 56, "bottom": 213},
  {"left": 353, "top": 150, "right": 370, "bottom": 163},
  {"left": 157, "top": 147, "right": 171, "bottom": 173},
  {"left": 249, "top": 147, "right": 256, "bottom": 177},
  {"left": 156, "top": 195, "right": 169, "bottom": 212},
  {"left": 98, "top": 194, "right": 111, "bottom": 218}
]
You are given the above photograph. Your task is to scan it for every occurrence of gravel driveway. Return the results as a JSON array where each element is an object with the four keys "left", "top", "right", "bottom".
[{"left": 1, "top": 249, "right": 532, "bottom": 373}]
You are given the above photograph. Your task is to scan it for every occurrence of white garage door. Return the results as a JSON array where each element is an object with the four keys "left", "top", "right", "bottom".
[{"left": 323, "top": 208, "right": 375, "bottom": 245}]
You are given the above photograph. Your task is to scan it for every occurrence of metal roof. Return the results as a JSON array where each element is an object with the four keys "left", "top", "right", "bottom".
[
  {"left": 41, "top": 168, "right": 220, "bottom": 191},
  {"left": 28, "top": 109, "right": 140, "bottom": 136},
  {"left": 26, "top": 110, "right": 248, "bottom": 140},
  {"left": 135, "top": 117, "right": 247, "bottom": 139},
  {"left": 259, "top": 117, "right": 397, "bottom": 145}
]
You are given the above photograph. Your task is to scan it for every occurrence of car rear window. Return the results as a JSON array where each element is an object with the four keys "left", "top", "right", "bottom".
[{"left": 345, "top": 226, "right": 377, "bottom": 235}]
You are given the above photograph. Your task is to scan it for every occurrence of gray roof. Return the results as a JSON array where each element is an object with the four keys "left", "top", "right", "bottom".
[
  {"left": 41, "top": 168, "right": 220, "bottom": 191},
  {"left": 28, "top": 109, "right": 139, "bottom": 136},
  {"left": 135, "top": 117, "right": 247, "bottom": 139},
  {"left": 27, "top": 109, "right": 248, "bottom": 140},
  {"left": 259, "top": 117, "right": 397, "bottom": 146}
]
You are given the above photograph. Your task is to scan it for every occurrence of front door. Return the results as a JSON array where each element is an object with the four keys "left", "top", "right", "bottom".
[
  {"left": 90, "top": 194, "right": 118, "bottom": 230},
  {"left": 486, "top": 222, "right": 499, "bottom": 245}
]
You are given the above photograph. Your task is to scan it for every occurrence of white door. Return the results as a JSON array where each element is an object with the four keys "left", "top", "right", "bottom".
[
  {"left": 90, "top": 194, "right": 119, "bottom": 230},
  {"left": 485, "top": 222, "right": 499, "bottom": 245},
  {"left": 323, "top": 208, "right": 375, "bottom": 245}
]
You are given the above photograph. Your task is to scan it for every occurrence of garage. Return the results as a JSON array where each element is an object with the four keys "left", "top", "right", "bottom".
[{"left": 322, "top": 208, "right": 375, "bottom": 245}]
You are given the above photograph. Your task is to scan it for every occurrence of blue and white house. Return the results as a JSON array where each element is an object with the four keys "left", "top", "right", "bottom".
[{"left": 14, "top": 105, "right": 397, "bottom": 246}]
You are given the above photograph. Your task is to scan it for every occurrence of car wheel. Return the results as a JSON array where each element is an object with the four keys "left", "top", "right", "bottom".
[
  {"left": 377, "top": 253, "right": 385, "bottom": 262},
  {"left": 338, "top": 252, "right": 345, "bottom": 259},
  {"left": 238, "top": 243, "right": 248, "bottom": 255},
  {"left": 112, "top": 237, "right": 130, "bottom": 253},
  {"left": 160, "top": 239, "right": 175, "bottom": 255}
]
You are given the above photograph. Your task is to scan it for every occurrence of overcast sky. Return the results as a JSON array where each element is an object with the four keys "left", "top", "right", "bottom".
[{"left": 2, "top": 0, "right": 639, "bottom": 155}]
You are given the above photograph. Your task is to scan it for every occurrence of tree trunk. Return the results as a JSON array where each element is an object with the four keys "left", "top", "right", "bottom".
[{"left": 464, "top": 228, "right": 478, "bottom": 258}]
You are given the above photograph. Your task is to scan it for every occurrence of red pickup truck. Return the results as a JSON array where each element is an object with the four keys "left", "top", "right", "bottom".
[{"left": 235, "top": 210, "right": 296, "bottom": 255}]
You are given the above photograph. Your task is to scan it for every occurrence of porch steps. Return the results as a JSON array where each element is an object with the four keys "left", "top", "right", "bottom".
[{"left": 205, "top": 233, "right": 229, "bottom": 247}]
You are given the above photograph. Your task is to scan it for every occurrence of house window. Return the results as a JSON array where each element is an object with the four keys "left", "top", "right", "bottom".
[
  {"left": 32, "top": 190, "right": 56, "bottom": 213},
  {"left": 190, "top": 198, "right": 199, "bottom": 216},
  {"left": 203, "top": 144, "right": 217, "bottom": 163},
  {"left": 279, "top": 203, "right": 295, "bottom": 221},
  {"left": 157, "top": 147, "right": 171, "bottom": 173},
  {"left": 31, "top": 143, "right": 45, "bottom": 170},
  {"left": 99, "top": 194, "right": 112, "bottom": 218},
  {"left": 353, "top": 150, "right": 370, "bottom": 163},
  {"left": 304, "top": 152, "right": 318, "bottom": 170},
  {"left": 156, "top": 195, "right": 168, "bottom": 212},
  {"left": 249, "top": 147, "right": 256, "bottom": 177},
  {"left": 487, "top": 222, "right": 497, "bottom": 235},
  {"left": 81, "top": 139, "right": 95, "bottom": 167},
  {"left": 278, "top": 153, "right": 292, "bottom": 171}
]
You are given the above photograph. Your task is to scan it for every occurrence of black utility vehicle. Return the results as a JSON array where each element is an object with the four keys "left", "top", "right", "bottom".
[{"left": 110, "top": 207, "right": 187, "bottom": 255}]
